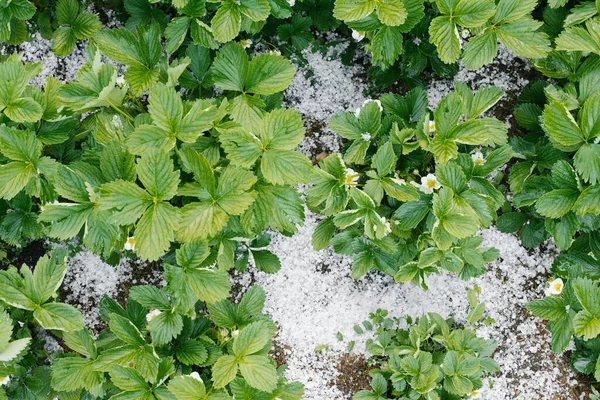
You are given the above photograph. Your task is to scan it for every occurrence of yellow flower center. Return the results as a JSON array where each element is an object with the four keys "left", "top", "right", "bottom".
[
  {"left": 127, "top": 237, "right": 136, "bottom": 246},
  {"left": 474, "top": 158, "right": 483, "bottom": 165},
  {"left": 553, "top": 283, "right": 563, "bottom": 291},
  {"left": 427, "top": 179, "right": 436, "bottom": 188}
]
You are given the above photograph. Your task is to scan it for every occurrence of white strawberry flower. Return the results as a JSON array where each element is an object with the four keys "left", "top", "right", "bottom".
[
  {"left": 124, "top": 236, "right": 136, "bottom": 251},
  {"left": 545, "top": 278, "right": 564, "bottom": 296},
  {"left": 361, "top": 133, "right": 371, "bottom": 141},
  {"left": 461, "top": 29, "right": 470, "bottom": 39},
  {"left": 189, "top": 371, "right": 203, "bottom": 382},
  {"left": 240, "top": 39, "right": 253, "bottom": 49},
  {"left": 470, "top": 391, "right": 480, "bottom": 399},
  {"left": 146, "top": 309, "right": 161, "bottom": 323},
  {"left": 287, "top": 0, "right": 295, "bottom": 5},
  {"left": 0, "top": 376, "right": 10, "bottom": 386},
  {"left": 419, "top": 173, "right": 441, "bottom": 194},
  {"left": 352, "top": 30, "right": 366, "bottom": 42},
  {"left": 471, "top": 150, "right": 485, "bottom": 166},
  {"left": 428, "top": 120, "right": 436, "bottom": 132},
  {"left": 344, "top": 168, "right": 360, "bottom": 186},
  {"left": 268, "top": 49, "right": 281, "bottom": 55},
  {"left": 116, "top": 76, "right": 126, "bottom": 87}
]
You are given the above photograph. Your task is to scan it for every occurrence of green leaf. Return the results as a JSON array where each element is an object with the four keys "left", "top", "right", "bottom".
[
  {"left": 526, "top": 297, "right": 567, "bottom": 321},
  {"left": 371, "top": 26, "right": 404, "bottom": 69},
  {"left": 3, "top": 97, "right": 43, "bottom": 123},
  {"left": 462, "top": 29, "right": 498, "bottom": 70},
  {"left": 52, "top": 27, "right": 77, "bottom": 57},
  {"left": 109, "top": 314, "right": 146, "bottom": 347},
  {"left": 33, "top": 303, "right": 84, "bottom": 332},
  {"left": 56, "top": 0, "right": 79, "bottom": 25},
  {"left": 51, "top": 357, "right": 105, "bottom": 394},
  {"left": 542, "top": 100, "right": 585, "bottom": 150},
  {"left": 535, "top": 189, "right": 579, "bottom": 219},
  {"left": 168, "top": 375, "right": 206, "bottom": 399},
  {"left": 129, "top": 286, "right": 171, "bottom": 310},
  {"left": 32, "top": 249, "right": 68, "bottom": 303},
  {"left": 233, "top": 320, "right": 275, "bottom": 357},
  {"left": 71, "top": 12, "right": 102, "bottom": 39},
  {"left": 165, "top": 16, "right": 191, "bottom": 54},
  {"left": 496, "top": 212, "right": 527, "bottom": 233},
  {"left": 261, "top": 150, "right": 311, "bottom": 185},
  {"left": 333, "top": 0, "right": 377, "bottom": 22},
  {"left": 251, "top": 250, "right": 281, "bottom": 273},
  {"left": 136, "top": 150, "right": 180, "bottom": 201},
  {"left": 0, "top": 338, "right": 30, "bottom": 362},
  {"left": 429, "top": 16, "right": 461, "bottom": 64},
  {"left": 149, "top": 311, "right": 183, "bottom": 346},
  {"left": 376, "top": 0, "right": 407, "bottom": 26},
  {"left": 239, "top": 355, "right": 278, "bottom": 392},
  {"left": 555, "top": 24, "right": 600, "bottom": 54},
  {"left": 496, "top": 20, "right": 551, "bottom": 59},
  {"left": 494, "top": 0, "right": 538, "bottom": 24},
  {"left": 574, "top": 144, "right": 600, "bottom": 184},
  {"left": 212, "top": 4, "right": 241, "bottom": 43},
  {"left": 245, "top": 53, "right": 296, "bottom": 95},
  {"left": 135, "top": 201, "right": 180, "bottom": 261},
  {"left": 110, "top": 365, "right": 149, "bottom": 391},
  {"left": 212, "top": 355, "right": 238, "bottom": 388},
  {"left": 574, "top": 184, "right": 600, "bottom": 215},
  {"left": 211, "top": 42, "right": 248, "bottom": 92},
  {"left": 453, "top": 0, "right": 495, "bottom": 27},
  {"left": 574, "top": 310, "right": 600, "bottom": 340}
]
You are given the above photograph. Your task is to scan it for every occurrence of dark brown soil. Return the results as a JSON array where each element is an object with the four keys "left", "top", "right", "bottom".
[
  {"left": 7, "top": 239, "right": 48, "bottom": 268},
  {"left": 334, "top": 354, "right": 372, "bottom": 397},
  {"left": 270, "top": 337, "right": 292, "bottom": 368}
]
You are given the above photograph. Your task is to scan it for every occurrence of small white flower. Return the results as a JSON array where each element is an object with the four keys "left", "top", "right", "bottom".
[
  {"left": 545, "top": 278, "right": 564, "bottom": 296},
  {"left": 363, "top": 99, "right": 383, "bottom": 112},
  {"left": 0, "top": 376, "right": 10, "bottom": 386},
  {"left": 594, "top": 135, "right": 600, "bottom": 144},
  {"left": 240, "top": 39, "right": 252, "bottom": 49},
  {"left": 146, "top": 309, "right": 161, "bottom": 323},
  {"left": 268, "top": 49, "right": 281, "bottom": 55},
  {"left": 232, "top": 329, "right": 240, "bottom": 338},
  {"left": 471, "top": 150, "right": 485, "bottom": 166},
  {"left": 354, "top": 107, "right": 361, "bottom": 118},
  {"left": 361, "top": 133, "right": 371, "bottom": 141},
  {"left": 470, "top": 391, "right": 480, "bottom": 399},
  {"left": 428, "top": 120, "right": 436, "bottom": 132},
  {"left": 287, "top": 0, "right": 295, "bottom": 5},
  {"left": 116, "top": 76, "right": 126, "bottom": 87},
  {"left": 124, "top": 236, "right": 136, "bottom": 251},
  {"left": 419, "top": 173, "right": 441, "bottom": 194},
  {"left": 189, "top": 371, "right": 203, "bottom": 382},
  {"left": 344, "top": 168, "right": 360, "bottom": 186},
  {"left": 461, "top": 29, "right": 470, "bottom": 39},
  {"left": 413, "top": 37, "right": 421, "bottom": 45},
  {"left": 352, "top": 30, "right": 366, "bottom": 42}
]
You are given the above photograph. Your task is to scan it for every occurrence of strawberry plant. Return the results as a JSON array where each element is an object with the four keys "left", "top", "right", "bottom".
[
  {"left": 331, "top": 0, "right": 551, "bottom": 74},
  {"left": 498, "top": 62, "right": 600, "bottom": 251},
  {"left": 353, "top": 289, "right": 498, "bottom": 399},
  {"left": 308, "top": 84, "right": 510, "bottom": 288},
  {"left": 0, "top": 0, "right": 36, "bottom": 45}
]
